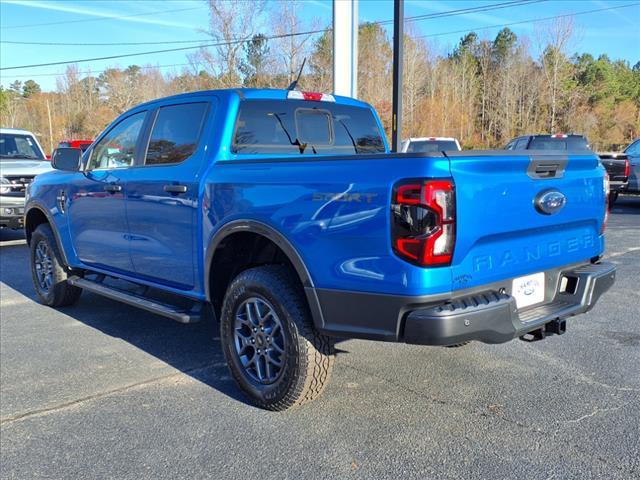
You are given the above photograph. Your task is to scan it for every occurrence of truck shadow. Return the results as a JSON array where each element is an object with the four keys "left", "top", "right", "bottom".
[
  {"left": 611, "top": 194, "right": 640, "bottom": 214},
  {"left": 0, "top": 239, "right": 245, "bottom": 407},
  {"left": 0, "top": 237, "right": 350, "bottom": 409}
]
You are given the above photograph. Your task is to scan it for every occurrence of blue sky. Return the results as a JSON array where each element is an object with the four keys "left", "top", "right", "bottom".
[{"left": 1, "top": 0, "right": 639, "bottom": 91}]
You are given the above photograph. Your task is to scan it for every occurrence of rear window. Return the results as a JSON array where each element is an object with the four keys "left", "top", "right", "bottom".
[
  {"left": 528, "top": 136, "right": 590, "bottom": 151},
  {"left": 232, "top": 100, "right": 385, "bottom": 155},
  {"left": 406, "top": 140, "right": 458, "bottom": 153}
]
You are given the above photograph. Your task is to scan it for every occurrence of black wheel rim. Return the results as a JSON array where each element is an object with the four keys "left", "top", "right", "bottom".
[
  {"left": 34, "top": 240, "right": 54, "bottom": 293},
  {"left": 233, "top": 297, "right": 286, "bottom": 385}
]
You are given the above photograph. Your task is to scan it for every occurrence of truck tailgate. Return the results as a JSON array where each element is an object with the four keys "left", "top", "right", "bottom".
[{"left": 446, "top": 150, "right": 606, "bottom": 291}]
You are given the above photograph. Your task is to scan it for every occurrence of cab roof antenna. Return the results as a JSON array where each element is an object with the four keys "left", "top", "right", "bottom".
[{"left": 287, "top": 58, "right": 307, "bottom": 91}]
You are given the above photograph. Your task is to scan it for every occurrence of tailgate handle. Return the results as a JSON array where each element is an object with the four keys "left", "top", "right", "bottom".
[{"left": 527, "top": 156, "right": 567, "bottom": 179}]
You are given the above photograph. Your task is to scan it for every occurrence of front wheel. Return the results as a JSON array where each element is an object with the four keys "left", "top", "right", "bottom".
[
  {"left": 220, "top": 265, "right": 335, "bottom": 410},
  {"left": 30, "top": 224, "right": 82, "bottom": 307}
]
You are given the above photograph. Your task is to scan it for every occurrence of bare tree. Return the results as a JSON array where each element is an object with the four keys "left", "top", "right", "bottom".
[
  {"left": 537, "top": 17, "right": 574, "bottom": 132},
  {"left": 270, "top": 0, "right": 318, "bottom": 85},
  {"left": 198, "top": 0, "right": 266, "bottom": 87}
]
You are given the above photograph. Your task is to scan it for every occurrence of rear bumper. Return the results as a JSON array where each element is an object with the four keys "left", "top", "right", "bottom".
[
  {"left": 403, "top": 262, "right": 615, "bottom": 345},
  {"left": 609, "top": 180, "right": 628, "bottom": 192},
  {"left": 314, "top": 261, "right": 615, "bottom": 346}
]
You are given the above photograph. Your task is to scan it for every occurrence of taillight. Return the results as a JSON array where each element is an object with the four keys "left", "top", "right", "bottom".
[
  {"left": 391, "top": 179, "right": 456, "bottom": 266},
  {"left": 624, "top": 158, "right": 630, "bottom": 178},
  {"left": 602, "top": 171, "right": 609, "bottom": 234},
  {"left": 287, "top": 91, "right": 336, "bottom": 102}
]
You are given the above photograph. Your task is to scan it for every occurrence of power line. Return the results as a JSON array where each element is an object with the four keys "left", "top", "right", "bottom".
[
  {"left": 1, "top": 62, "right": 195, "bottom": 79},
  {"left": 415, "top": 2, "right": 640, "bottom": 39},
  {"left": 1, "top": 0, "right": 543, "bottom": 46},
  {"left": 1, "top": 1, "right": 637, "bottom": 76},
  {"left": 378, "top": 0, "right": 545, "bottom": 26},
  {"left": 0, "top": 5, "right": 204, "bottom": 30},
  {"left": 0, "top": 28, "right": 329, "bottom": 71}
]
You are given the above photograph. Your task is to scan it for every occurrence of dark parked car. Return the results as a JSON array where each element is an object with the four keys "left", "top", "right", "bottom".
[
  {"left": 505, "top": 134, "right": 591, "bottom": 151},
  {"left": 597, "top": 152, "right": 630, "bottom": 204},
  {"left": 504, "top": 134, "right": 632, "bottom": 204},
  {"left": 623, "top": 138, "right": 640, "bottom": 194}
]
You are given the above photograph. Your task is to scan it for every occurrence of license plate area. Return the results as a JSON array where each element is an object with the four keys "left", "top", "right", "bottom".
[{"left": 512, "top": 272, "right": 545, "bottom": 309}]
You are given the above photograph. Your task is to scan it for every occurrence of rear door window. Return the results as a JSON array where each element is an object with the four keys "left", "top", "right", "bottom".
[
  {"left": 145, "top": 102, "right": 208, "bottom": 165},
  {"left": 232, "top": 100, "right": 385, "bottom": 155},
  {"left": 514, "top": 138, "right": 529, "bottom": 150}
]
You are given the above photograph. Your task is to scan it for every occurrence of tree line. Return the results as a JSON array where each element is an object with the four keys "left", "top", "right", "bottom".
[{"left": 1, "top": 0, "right": 638, "bottom": 153}]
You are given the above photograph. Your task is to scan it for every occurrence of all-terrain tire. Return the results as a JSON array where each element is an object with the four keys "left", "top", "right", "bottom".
[
  {"left": 220, "top": 265, "right": 335, "bottom": 411},
  {"left": 30, "top": 223, "right": 82, "bottom": 307}
]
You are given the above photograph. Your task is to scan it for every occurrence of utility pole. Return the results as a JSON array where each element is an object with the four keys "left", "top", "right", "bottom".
[
  {"left": 333, "top": 0, "right": 358, "bottom": 98},
  {"left": 391, "top": 0, "right": 404, "bottom": 152},
  {"left": 46, "top": 98, "right": 54, "bottom": 155}
]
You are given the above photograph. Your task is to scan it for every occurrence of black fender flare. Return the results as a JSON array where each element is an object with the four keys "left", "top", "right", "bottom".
[
  {"left": 24, "top": 201, "right": 71, "bottom": 267},
  {"left": 204, "top": 220, "right": 326, "bottom": 329}
]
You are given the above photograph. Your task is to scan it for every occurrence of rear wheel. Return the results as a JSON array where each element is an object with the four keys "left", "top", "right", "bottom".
[
  {"left": 609, "top": 191, "right": 619, "bottom": 205},
  {"left": 220, "top": 265, "right": 334, "bottom": 410},
  {"left": 30, "top": 224, "right": 82, "bottom": 307}
]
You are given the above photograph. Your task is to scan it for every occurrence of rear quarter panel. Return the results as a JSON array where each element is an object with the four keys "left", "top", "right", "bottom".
[{"left": 203, "top": 155, "right": 454, "bottom": 296}]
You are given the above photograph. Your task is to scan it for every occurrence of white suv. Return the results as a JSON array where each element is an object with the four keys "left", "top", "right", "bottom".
[{"left": 1, "top": 128, "right": 51, "bottom": 229}]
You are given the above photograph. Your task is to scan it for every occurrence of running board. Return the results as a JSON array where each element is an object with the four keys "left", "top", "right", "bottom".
[{"left": 67, "top": 276, "right": 200, "bottom": 324}]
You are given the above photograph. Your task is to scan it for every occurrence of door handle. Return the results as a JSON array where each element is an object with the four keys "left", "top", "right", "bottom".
[
  {"left": 163, "top": 184, "right": 187, "bottom": 194},
  {"left": 104, "top": 184, "right": 122, "bottom": 193}
]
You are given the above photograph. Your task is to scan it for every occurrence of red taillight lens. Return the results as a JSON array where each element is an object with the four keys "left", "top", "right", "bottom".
[
  {"left": 624, "top": 158, "right": 630, "bottom": 178},
  {"left": 302, "top": 92, "right": 323, "bottom": 101},
  {"left": 391, "top": 179, "right": 456, "bottom": 266}
]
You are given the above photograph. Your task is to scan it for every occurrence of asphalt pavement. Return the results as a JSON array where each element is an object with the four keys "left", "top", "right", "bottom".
[{"left": 1, "top": 196, "right": 639, "bottom": 479}]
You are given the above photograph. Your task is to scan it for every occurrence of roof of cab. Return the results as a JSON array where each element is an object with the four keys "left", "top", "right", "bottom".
[
  {"left": 133, "top": 88, "right": 371, "bottom": 109},
  {"left": 0, "top": 127, "right": 38, "bottom": 135}
]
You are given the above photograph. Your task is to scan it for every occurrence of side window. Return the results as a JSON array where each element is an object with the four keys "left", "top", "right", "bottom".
[
  {"left": 88, "top": 112, "right": 145, "bottom": 170},
  {"left": 145, "top": 102, "right": 208, "bottom": 165},
  {"left": 514, "top": 138, "right": 529, "bottom": 150}
]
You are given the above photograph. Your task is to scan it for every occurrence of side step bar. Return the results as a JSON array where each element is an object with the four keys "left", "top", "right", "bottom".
[{"left": 67, "top": 276, "right": 200, "bottom": 324}]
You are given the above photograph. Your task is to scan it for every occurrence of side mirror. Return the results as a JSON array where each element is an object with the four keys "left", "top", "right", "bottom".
[{"left": 51, "top": 148, "right": 82, "bottom": 172}]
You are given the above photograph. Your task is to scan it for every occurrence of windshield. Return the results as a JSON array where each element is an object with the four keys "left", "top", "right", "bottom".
[
  {"left": 528, "top": 136, "right": 590, "bottom": 151},
  {"left": 0, "top": 133, "right": 45, "bottom": 160},
  {"left": 406, "top": 140, "right": 458, "bottom": 152},
  {"left": 232, "top": 100, "right": 386, "bottom": 155}
]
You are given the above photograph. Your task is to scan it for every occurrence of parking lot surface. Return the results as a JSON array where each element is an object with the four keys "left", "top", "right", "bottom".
[{"left": 1, "top": 196, "right": 639, "bottom": 479}]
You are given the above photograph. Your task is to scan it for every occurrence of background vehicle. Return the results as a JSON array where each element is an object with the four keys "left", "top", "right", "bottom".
[
  {"left": 623, "top": 138, "right": 640, "bottom": 193},
  {"left": 25, "top": 89, "right": 614, "bottom": 410},
  {"left": 597, "top": 151, "right": 630, "bottom": 204},
  {"left": 57, "top": 139, "right": 93, "bottom": 153},
  {"left": 401, "top": 137, "right": 461, "bottom": 152},
  {"left": 504, "top": 134, "right": 630, "bottom": 203},
  {"left": 505, "top": 133, "right": 591, "bottom": 151},
  {"left": 0, "top": 128, "right": 51, "bottom": 229}
]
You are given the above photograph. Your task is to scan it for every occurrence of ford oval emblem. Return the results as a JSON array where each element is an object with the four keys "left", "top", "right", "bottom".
[{"left": 535, "top": 189, "right": 566, "bottom": 215}]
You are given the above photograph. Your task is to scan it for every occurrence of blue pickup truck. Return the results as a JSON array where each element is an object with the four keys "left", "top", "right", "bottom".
[{"left": 25, "top": 88, "right": 615, "bottom": 410}]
